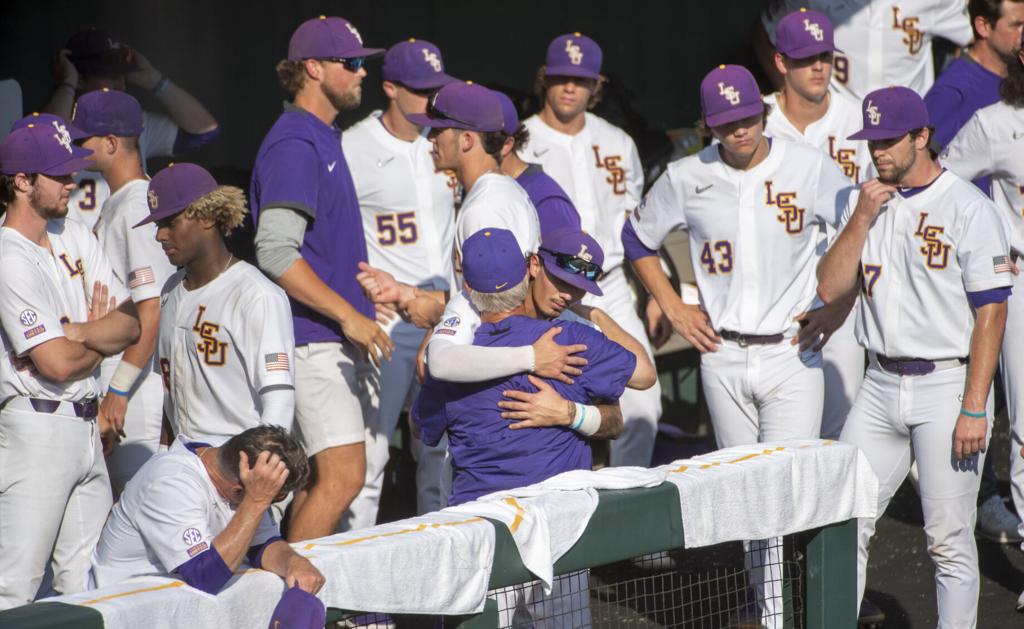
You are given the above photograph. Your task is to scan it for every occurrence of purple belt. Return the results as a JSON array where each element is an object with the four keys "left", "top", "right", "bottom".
[
  {"left": 28, "top": 398, "right": 98, "bottom": 418},
  {"left": 876, "top": 355, "right": 968, "bottom": 377}
]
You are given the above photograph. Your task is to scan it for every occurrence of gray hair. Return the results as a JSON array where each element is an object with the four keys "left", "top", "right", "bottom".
[{"left": 468, "top": 272, "right": 530, "bottom": 314}]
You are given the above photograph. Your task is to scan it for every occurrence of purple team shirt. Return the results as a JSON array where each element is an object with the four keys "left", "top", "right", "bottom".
[
  {"left": 250, "top": 104, "right": 375, "bottom": 346},
  {"left": 413, "top": 316, "right": 636, "bottom": 505},
  {"left": 515, "top": 163, "right": 582, "bottom": 239}
]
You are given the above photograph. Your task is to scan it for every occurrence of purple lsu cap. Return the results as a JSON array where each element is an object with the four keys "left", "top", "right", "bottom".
[
  {"left": 288, "top": 15, "right": 384, "bottom": 61},
  {"left": 775, "top": 8, "right": 842, "bottom": 59},
  {"left": 539, "top": 229, "right": 605, "bottom": 296},
  {"left": 545, "top": 32, "right": 602, "bottom": 80},
  {"left": 495, "top": 91, "right": 520, "bottom": 135},
  {"left": 267, "top": 587, "right": 326, "bottom": 629},
  {"left": 0, "top": 123, "right": 94, "bottom": 176},
  {"left": 462, "top": 228, "right": 527, "bottom": 294},
  {"left": 11, "top": 113, "right": 87, "bottom": 141},
  {"left": 848, "top": 86, "right": 929, "bottom": 141},
  {"left": 406, "top": 82, "right": 505, "bottom": 132},
  {"left": 700, "top": 65, "right": 764, "bottom": 128},
  {"left": 134, "top": 163, "right": 218, "bottom": 227},
  {"left": 382, "top": 38, "right": 456, "bottom": 90},
  {"left": 65, "top": 27, "right": 141, "bottom": 76},
  {"left": 73, "top": 88, "right": 144, "bottom": 137}
]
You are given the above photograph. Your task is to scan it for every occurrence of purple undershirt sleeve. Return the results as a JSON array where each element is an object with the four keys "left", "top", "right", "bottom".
[
  {"left": 621, "top": 220, "right": 658, "bottom": 261},
  {"left": 172, "top": 127, "right": 221, "bottom": 155},
  {"left": 246, "top": 536, "right": 284, "bottom": 570},
  {"left": 175, "top": 547, "right": 234, "bottom": 595},
  {"left": 967, "top": 286, "right": 1011, "bottom": 309}
]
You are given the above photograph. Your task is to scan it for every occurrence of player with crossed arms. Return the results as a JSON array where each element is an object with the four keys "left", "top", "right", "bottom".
[
  {"left": 624, "top": 64, "right": 852, "bottom": 628},
  {"left": 819, "top": 86, "right": 1012, "bottom": 628}
]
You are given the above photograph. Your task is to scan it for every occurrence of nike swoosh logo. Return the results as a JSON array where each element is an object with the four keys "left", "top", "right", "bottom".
[
  {"left": 695, "top": 184, "right": 714, "bottom": 193},
  {"left": 377, "top": 156, "right": 395, "bottom": 168},
  {"left": 494, "top": 282, "right": 508, "bottom": 290},
  {"left": 533, "top": 148, "right": 550, "bottom": 158},
  {"left": 327, "top": 161, "right": 337, "bottom": 172}
]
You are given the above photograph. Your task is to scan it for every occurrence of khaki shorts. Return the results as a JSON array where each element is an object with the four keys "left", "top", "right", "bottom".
[{"left": 294, "top": 341, "right": 380, "bottom": 457}]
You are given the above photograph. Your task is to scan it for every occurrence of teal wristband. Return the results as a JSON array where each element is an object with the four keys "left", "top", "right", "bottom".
[
  {"left": 570, "top": 403, "right": 585, "bottom": 430},
  {"left": 959, "top": 408, "right": 986, "bottom": 418},
  {"left": 108, "top": 386, "right": 129, "bottom": 397}
]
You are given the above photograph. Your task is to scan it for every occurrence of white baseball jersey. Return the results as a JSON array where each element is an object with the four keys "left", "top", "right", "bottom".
[
  {"left": 842, "top": 170, "right": 1012, "bottom": 358},
  {"left": 0, "top": 219, "right": 128, "bottom": 402},
  {"left": 522, "top": 112, "right": 642, "bottom": 271},
  {"left": 941, "top": 101, "right": 1024, "bottom": 256},
  {"left": 158, "top": 261, "right": 295, "bottom": 444},
  {"left": 344, "top": 112, "right": 457, "bottom": 290},
  {"left": 89, "top": 435, "right": 279, "bottom": 588},
  {"left": 764, "top": 92, "right": 874, "bottom": 184},
  {"left": 68, "top": 111, "right": 179, "bottom": 231},
  {"left": 455, "top": 172, "right": 540, "bottom": 259},
  {"left": 630, "top": 138, "right": 851, "bottom": 336},
  {"left": 762, "top": 0, "right": 971, "bottom": 100}
]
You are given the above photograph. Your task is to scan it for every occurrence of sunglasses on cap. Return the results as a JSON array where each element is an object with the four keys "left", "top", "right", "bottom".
[
  {"left": 426, "top": 91, "right": 477, "bottom": 129},
  {"left": 318, "top": 56, "right": 365, "bottom": 72},
  {"left": 540, "top": 248, "right": 604, "bottom": 282}
]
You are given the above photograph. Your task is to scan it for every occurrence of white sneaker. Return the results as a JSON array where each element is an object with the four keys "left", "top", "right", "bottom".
[{"left": 976, "top": 494, "right": 1023, "bottom": 544}]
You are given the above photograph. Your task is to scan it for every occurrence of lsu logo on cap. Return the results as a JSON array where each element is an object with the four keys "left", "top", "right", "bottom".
[
  {"left": 718, "top": 82, "right": 741, "bottom": 106},
  {"left": 148, "top": 190, "right": 159, "bottom": 209},
  {"left": 565, "top": 39, "right": 583, "bottom": 65},
  {"left": 51, "top": 120, "right": 72, "bottom": 154},
  {"left": 577, "top": 243, "right": 593, "bottom": 263},
  {"left": 345, "top": 21, "right": 364, "bottom": 44},
  {"left": 866, "top": 100, "right": 881, "bottom": 125},
  {"left": 423, "top": 48, "right": 442, "bottom": 72},
  {"left": 803, "top": 19, "right": 824, "bottom": 41}
]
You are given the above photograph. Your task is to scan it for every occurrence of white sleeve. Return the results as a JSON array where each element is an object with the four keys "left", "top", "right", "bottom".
[
  {"left": 0, "top": 257, "right": 65, "bottom": 354},
  {"left": 80, "top": 226, "right": 130, "bottom": 307},
  {"left": 124, "top": 207, "right": 177, "bottom": 303},
  {"left": 141, "top": 111, "right": 179, "bottom": 159},
  {"left": 257, "top": 386, "right": 295, "bottom": 433},
  {"left": 630, "top": 167, "right": 686, "bottom": 250},
  {"left": 242, "top": 292, "right": 295, "bottom": 393},
  {"left": 136, "top": 473, "right": 216, "bottom": 572},
  {"left": 930, "top": 0, "right": 972, "bottom": 46},
  {"left": 625, "top": 136, "right": 644, "bottom": 210},
  {"left": 813, "top": 155, "right": 856, "bottom": 229},
  {"left": 941, "top": 114, "right": 994, "bottom": 182},
  {"left": 959, "top": 200, "right": 1013, "bottom": 292}
]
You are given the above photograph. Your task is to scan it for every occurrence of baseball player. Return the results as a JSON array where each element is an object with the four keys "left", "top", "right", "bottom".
[
  {"left": 764, "top": 8, "right": 872, "bottom": 443},
  {"left": 521, "top": 32, "right": 662, "bottom": 468},
  {"left": 251, "top": 15, "right": 393, "bottom": 542},
  {"left": 624, "top": 64, "right": 852, "bottom": 628},
  {"left": 819, "top": 87, "right": 1012, "bottom": 628},
  {"left": 0, "top": 122, "right": 140, "bottom": 607},
  {"left": 757, "top": 0, "right": 972, "bottom": 100},
  {"left": 89, "top": 426, "right": 324, "bottom": 598},
  {"left": 137, "top": 163, "right": 295, "bottom": 447},
  {"left": 941, "top": 44, "right": 1024, "bottom": 607},
  {"left": 72, "top": 89, "right": 176, "bottom": 496},
  {"left": 341, "top": 38, "right": 458, "bottom": 528},
  {"left": 43, "top": 28, "right": 219, "bottom": 231}
]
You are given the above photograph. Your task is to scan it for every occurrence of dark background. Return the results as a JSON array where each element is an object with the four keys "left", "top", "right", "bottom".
[{"left": 0, "top": 0, "right": 770, "bottom": 172}]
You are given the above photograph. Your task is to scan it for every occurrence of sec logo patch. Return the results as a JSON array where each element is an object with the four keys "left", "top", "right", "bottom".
[
  {"left": 19, "top": 310, "right": 37, "bottom": 327},
  {"left": 182, "top": 527, "right": 203, "bottom": 546},
  {"left": 441, "top": 316, "right": 461, "bottom": 328}
]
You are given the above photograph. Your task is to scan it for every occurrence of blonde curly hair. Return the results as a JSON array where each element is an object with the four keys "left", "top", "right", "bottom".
[{"left": 182, "top": 185, "right": 248, "bottom": 236}]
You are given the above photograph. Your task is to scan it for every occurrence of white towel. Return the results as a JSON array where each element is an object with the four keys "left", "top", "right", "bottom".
[
  {"left": 658, "top": 439, "right": 878, "bottom": 548},
  {"left": 446, "top": 465, "right": 667, "bottom": 591}
]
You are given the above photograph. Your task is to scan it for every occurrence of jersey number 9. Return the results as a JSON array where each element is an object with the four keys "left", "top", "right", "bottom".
[
  {"left": 377, "top": 212, "right": 418, "bottom": 246},
  {"left": 833, "top": 54, "right": 850, "bottom": 85}
]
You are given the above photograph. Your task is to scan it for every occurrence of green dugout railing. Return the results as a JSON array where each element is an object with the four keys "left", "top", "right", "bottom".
[{"left": 0, "top": 482, "right": 857, "bottom": 629}]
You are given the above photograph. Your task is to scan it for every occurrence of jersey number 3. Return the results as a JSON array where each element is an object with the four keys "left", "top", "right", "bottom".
[{"left": 377, "top": 212, "right": 418, "bottom": 246}]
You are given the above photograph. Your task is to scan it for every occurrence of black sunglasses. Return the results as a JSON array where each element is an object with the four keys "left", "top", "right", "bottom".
[
  {"left": 426, "top": 92, "right": 475, "bottom": 128},
  {"left": 317, "top": 56, "right": 365, "bottom": 72},
  {"left": 540, "top": 248, "right": 604, "bottom": 282}
]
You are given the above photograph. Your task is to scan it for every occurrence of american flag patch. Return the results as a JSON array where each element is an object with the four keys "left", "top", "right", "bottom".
[
  {"left": 264, "top": 353, "right": 289, "bottom": 371},
  {"left": 993, "top": 255, "right": 1011, "bottom": 274},
  {"left": 128, "top": 267, "right": 156, "bottom": 289}
]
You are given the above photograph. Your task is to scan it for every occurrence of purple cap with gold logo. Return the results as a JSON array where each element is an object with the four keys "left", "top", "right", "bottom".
[
  {"left": 462, "top": 228, "right": 527, "bottom": 294},
  {"left": 134, "top": 163, "right": 218, "bottom": 227},
  {"left": 775, "top": 8, "right": 842, "bottom": 59},
  {"left": 288, "top": 15, "right": 384, "bottom": 60},
  {"left": 545, "top": 32, "right": 602, "bottom": 80},
  {"left": 700, "top": 64, "right": 764, "bottom": 128},
  {"left": 382, "top": 39, "right": 456, "bottom": 90}
]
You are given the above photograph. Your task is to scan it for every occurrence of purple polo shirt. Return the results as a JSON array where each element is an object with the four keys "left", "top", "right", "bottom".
[
  {"left": 925, "top": 56, "right": 1001, "bottom": 194},
  {"left": 516, "top": 164, "right": 582, "bottom": 240},
  {"left": 412, "top": 316, "right": 636, "bottom": 506},
  {"left": 250, "top": 104, "right": 374, "bottom": 346}
]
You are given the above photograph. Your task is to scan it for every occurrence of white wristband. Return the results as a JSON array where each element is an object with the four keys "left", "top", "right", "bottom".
[
  {"left": 108, "top": 361, "right": 143, "bottom": 397},
  {"left": 572, "top": 403, "right": 601, "bottom": 437}
]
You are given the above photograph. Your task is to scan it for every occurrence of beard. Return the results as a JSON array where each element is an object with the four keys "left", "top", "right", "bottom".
[
  {"left": 322, "top": 81, "right": 361, "bottom": 111},
  {"left": 29, "top": 185, "right": 68, "bottom": 219}
]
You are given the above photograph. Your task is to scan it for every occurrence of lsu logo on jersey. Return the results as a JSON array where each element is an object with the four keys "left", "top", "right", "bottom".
[
  {"left": 422, "top": 48, "right": 442, "bottom": 72},
  {"left": 914, "top": 212, "right": 950, "bottom": 269},
  {"left": 565, "top": 39, "right": 583, "bottom": 65},
  {"left": 891, "top": 5, "right": 923, "bottom": 55},
  {"left": 764, "top": 181, "right": 805, "bottom": 234},
  {"left": 827, "top": 137, "right": 861, "bottom": 182},
  {"left": 592, "top": 146, "right": 626, "bottom": 195},
  {"left": 58, "top": 253, "right": 85, "bottom": 279},
  {"left": 192, "top": 305, "right": 228, "bottom": 366},
  {"left": 718, "top": 82, "right": 741, "bottom": 105}
]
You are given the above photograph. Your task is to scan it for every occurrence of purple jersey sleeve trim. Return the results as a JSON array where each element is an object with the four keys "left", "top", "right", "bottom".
[
  {"left": 967, "top": 287, "right": 1011, "bottom": 309},
  {"left": 175, "top": 547, "right": 233, "bottom": 595},
  {"left": 247, "top": 536, "right": 283, "bottom": 570},
  {"left": 621, "top": 220, "right": 658, "bottom": 261},
  {"left": 172, "top": 127, "right": 221, "bottom": 155}
]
